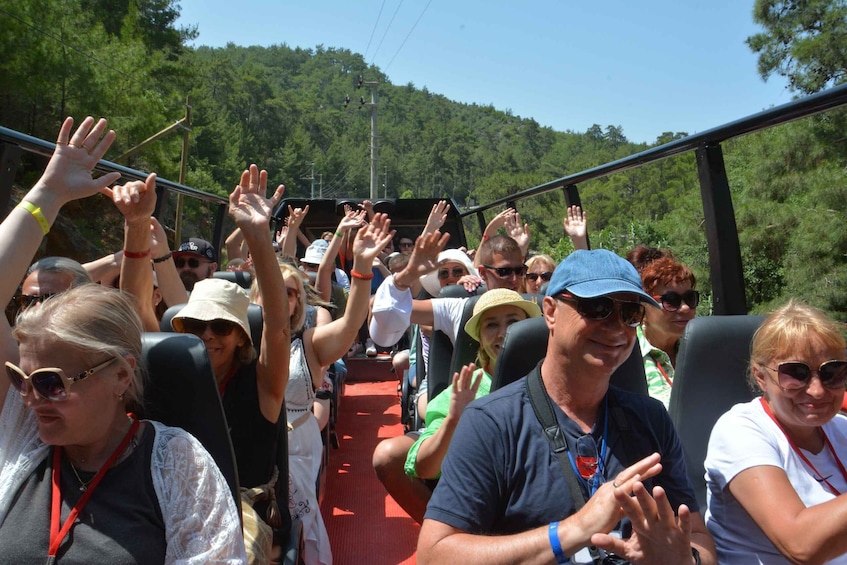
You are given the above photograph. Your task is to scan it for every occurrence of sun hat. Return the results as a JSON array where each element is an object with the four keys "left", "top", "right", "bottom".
[
  {"left": 173, "top": 237, "right": 218, "bottom": 263},
  {"left": 171, "top": 278, "right": 253, "bottom": 345},
  {"left": 545, "top": 249, "right": 660, "bottom": 307},
  {"left": 464, "top": 289, "right": 542, "bottom": 341},
  {"left": 420, "top": 248, "right": 477, "bottom": 297},
  {"left": 302, "top": 239, "right": 328, "bottom": 265}
]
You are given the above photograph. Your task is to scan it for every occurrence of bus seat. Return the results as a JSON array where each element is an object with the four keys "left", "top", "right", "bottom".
[
  {"left": 427, "top": 285, "right": 484, "bottom": 402},
  {"left": 160, "top": 303, "right": 264, "bottom": 355},
  {"left": 490, "top": 316, "right": 648, "bottom": 395},
  {"left": 213, "top": 270, "right": 253, "bottom": 289},
  {"left": 140, "top": 332, "right": 240, "bottom": 510},
  {"left": 668, "top": 315, "right": 763, "bottom": 509}
]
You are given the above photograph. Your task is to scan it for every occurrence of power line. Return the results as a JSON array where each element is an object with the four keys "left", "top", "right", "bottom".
[
  {"left": 0, "top": 8, "right": 131, "bottom": 79},
  {"left": 362, "top": 0, "right": 387, "bottom": 62},
  {"left": 384, "top": 0, "right": 433, "bottom": 72},
  {"left": 369, "top": 0, "right": 405, "bottom": 65}
]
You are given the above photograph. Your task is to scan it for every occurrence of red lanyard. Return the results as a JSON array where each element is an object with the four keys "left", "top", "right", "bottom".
[
  {"left": 653, "top": 353, "right": 673, "bottom": 386},
  {"left": 48, "top": 414, "right": 140, "bottom": 563},
  {"left": 760, "top": 398, "right": 847, "bottom": 495}
]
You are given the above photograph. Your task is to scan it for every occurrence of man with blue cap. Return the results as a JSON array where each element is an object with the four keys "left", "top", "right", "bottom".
[{"left": 418, "top": 249, "right": 716, "bottom": 565}]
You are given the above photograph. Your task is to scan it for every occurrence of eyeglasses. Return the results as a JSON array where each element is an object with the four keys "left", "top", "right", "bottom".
[
  {"left": 482, "top": 264, "right": 527, "bottom": 278},
  {"left": 5, "top": 358, "right": 116, "bottom": 401},
  {"left": 179, "top": 318, "right": 237, "bottom": 337},
  {"left": 653, "top": 290, "right": 700, "bottom": 312},
  {"left": 525, "top": 271, "right": 553, "bottom": 283},
  {"left": 174, "top": 257, "right": 206, "bottom": 269},
  {"left": 763, "top": 360, "right": 847, "bottom": 391},
  {"left": 556, "top": 293, "right": 646, "bottom": 327},
  {"left": 438, "top": 267, "right": 467, "bottom": 280},
  {"left": 16, "top": 292, "right": 56, "bottom": 310}
]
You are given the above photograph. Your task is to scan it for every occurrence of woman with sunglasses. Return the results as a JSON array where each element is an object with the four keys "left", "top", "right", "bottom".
[
  {"left": 634, "top": 254, "right": 699, "bottom": 407},
  {"left": 0, "top": 117, "right": 244, "bottom": 562},
  {"left": 705, "top": 300, "right": 847, "bottom": 564},
  {"left": 523, "top": 254, "right": 556, "bottom": 294}
]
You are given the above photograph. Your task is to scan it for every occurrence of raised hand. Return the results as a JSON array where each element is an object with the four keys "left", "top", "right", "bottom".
[
  {"left": 506, "top": 211, "right": 531, "bottom": 254},
  {"left": 149, "top": 217, "right": 171, "bottom": 258},
  {"left": 423, "top": 200, "right": 451, "bottom": 235},
  {"left": 484, "top": 207, "right": 515, "bottom": 236},
  {"left": 33, "top": 117, "right": 121, "bottom": 208},
  {"left": 447, "top": 363, "right": 481, "bottom": 421},
  {"left": 564, "top": 205, "right": 587, "bottom": 242},
  {"left": 108, "top": 173, "right": 157, "bottom": 226},
  {"left": 229, "top": 165, "right": 282, "bottom": 232},
  {"left": 590, "top": 483, "right": 694, "bottom": 565},
  {"left": 361, "top": 199, "right": 375, "bottom": 220},
  {"left": 286, "top": 204, "right": 310, "bottom": 230},
  {"left": 352, "top": 213, "right": 394, "bottom": 267},
  {"left": 338, "top": 208, "right": 367, "bottom": 232}
]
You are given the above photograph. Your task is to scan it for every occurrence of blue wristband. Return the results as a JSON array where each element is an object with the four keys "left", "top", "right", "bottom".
[{"left": 548, "top": 521, "right": 567, "bottom": 564}]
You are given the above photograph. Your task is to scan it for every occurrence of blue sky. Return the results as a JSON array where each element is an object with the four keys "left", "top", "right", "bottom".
[{"left": 176, "top": 0, "right": 791, "bottom": 145}]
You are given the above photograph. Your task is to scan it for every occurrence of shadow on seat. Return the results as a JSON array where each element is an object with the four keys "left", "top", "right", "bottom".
[
  {"left": 668, "top": 315, "right": 764, "bottom": 509},
  {"left": 491, "top": 316, "right": 648, "bottom": 395},
  {"left": 213, "top": 270, "right": 253, "bottom": 289},
  {"left": 140, "top": 332, "right": 240, "bottom": 509},
  {"left": 160, "top": 303, "right": 264, "bottom": 355}
]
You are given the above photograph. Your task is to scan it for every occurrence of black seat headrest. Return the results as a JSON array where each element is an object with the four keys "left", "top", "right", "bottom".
[{"left": 212, "top": 270, "right": 253, "bottom": 289}]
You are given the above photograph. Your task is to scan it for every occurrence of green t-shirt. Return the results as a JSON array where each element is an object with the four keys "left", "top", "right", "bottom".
[{"left": 404, "top": 367, "right": 492, "bottom": 478}]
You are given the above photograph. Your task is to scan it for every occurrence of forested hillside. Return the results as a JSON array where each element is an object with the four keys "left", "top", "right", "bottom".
[{"left": 0, "top": 0, "right": 845, "bottom": 318}]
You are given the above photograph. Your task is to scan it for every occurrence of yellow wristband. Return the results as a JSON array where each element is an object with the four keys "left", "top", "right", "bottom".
[{"left": 19, "top": 201, "right": 50, "bottom": 235}]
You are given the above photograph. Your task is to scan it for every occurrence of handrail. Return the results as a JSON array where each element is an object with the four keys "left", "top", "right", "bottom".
[
  {"left": 0, "top": 125, "right": 227, "bottom": 206},
  {"left": 460, "top": 82, "right": 847, "bottom": 217}
]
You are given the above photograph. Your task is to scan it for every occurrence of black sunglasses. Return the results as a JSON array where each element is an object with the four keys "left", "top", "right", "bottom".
[
  {"left": 5, "top": 358, "right": 116, "bottom": 402},
  {"left": 438, "top": 267, "right": 467, "bottom": 280},
  {"left": 525, "top": 271, "right": 553, "bottom": 283},
  {"left": 174, "top": 257, "right": 205, "bottom": 269},
  {"left": 16, "top": 292, "right": 57, "bottom": 310},
  {"left": 556, "top": 293, "right": 646, "bottom": 327},
  {"left": 653, "top": 290, "right": 700, "bottom": 312},
  {"left": 764, "top": 360, "right": 847, "bottom": 391},
  {"left": 179, "top": 318, "right": 237, "bottom": 337},
  {"left": 482, "top": 264, "right": 527, "bottom": 278}
]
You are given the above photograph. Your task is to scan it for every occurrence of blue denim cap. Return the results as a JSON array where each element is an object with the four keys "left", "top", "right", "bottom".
[{"left": 545, "top": 249, "right": 660, "bottom": 307}]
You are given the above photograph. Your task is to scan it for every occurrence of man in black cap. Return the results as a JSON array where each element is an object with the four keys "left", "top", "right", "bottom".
[{"left": 173, "top": 237, "right": 218, "bottom": 291}]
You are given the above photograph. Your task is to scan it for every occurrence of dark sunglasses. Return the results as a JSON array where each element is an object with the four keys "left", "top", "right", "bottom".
[
  {"left": 525, "top": 271, "right": 553, "bottom": 283},
  {"left": 482, "top": 264, "right": 527, "bottom": 278},
  {"left": 16, "top": 292, "right": 57, "bottom": 310},
  {"left": 5, "top": 358, "right": 116, "bottom": 402},
  {"left": 556, "top": 293, "right": 646, "bottom": 327},
  {"left": 438, "top": 267, "right": 467, "bottom": 280},
  {"left": 764, "top": 360, "right": 847, "bottom": 391},
  {"left": 653, "top": 290, "right": 700, "bottom": 312},
  {"left": 174, "top": 257, "right": 204, "bottom": 269},
  {"left": 179, "top": 318, "right": 237, "bottom": 337}
]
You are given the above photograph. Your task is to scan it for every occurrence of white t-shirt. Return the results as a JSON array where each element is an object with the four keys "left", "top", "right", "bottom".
[{"left": 705, "top": 398, "right": 847, "bottom": 564}]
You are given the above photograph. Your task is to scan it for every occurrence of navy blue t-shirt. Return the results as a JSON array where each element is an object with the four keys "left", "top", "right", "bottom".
[{"left": 425, "top": 365, "right": 698, "bottom": 535}]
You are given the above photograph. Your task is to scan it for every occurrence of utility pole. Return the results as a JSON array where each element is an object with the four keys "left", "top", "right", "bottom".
[
  {"left": 356, "top": 75, "right": 379, "bottom": 199},
  {"left": 383, "top": 166, "right": 388, "bottom": 198},
  {"left": 319, "top": 173, "right": 323, "bottom": 198},
  {"left": 302, "top": 162, "right": 315, "bottom": 198}
]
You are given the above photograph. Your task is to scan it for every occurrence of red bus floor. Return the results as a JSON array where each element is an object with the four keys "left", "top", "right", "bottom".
[{"left": 320, "top": 378, "right": 419, "bottom": 564}]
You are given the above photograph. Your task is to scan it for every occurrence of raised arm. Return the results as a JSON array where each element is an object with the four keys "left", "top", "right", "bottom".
[
  {"left": 281, "top": 204, "right": 309, "bottom": 258},
  {"left": 505, "top": 212, "right": 530, "bottom": 259},
  {"left": 109, "top": 173, "right": 159, "bottom": 332},
  {"left": 82, "top": 251, "right": 122, "bottom": 286},
  {"left": 315, "top": 209, "right": 365, "bottom": 302},
  {"left": 423, "top": 200, "right": 450, "bottom": 237},
  {"left": 309, "top": 213, "right": 393, "bottom": 368},
  {"left": 231, "top": 165, "right": 290, "bottom": 423},
  {"left": 0, "top": 117, "right": 121, "bottom": 412},
  {"left": 149, "top": 217, "right": 186, "bottom": 307},
  {"left": 564, "top": 205, "right": 589, "bottom": 251},
  {"left": 482, "top": 208, "right": 515, "bottom": 240},
  {"left": 224, "top": 227, "right": 249, "bottom": 262}
]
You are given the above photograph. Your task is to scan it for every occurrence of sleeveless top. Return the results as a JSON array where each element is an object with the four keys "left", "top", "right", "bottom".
[{"left": 287, "top": 338, "right": 315, "bottom": 416}]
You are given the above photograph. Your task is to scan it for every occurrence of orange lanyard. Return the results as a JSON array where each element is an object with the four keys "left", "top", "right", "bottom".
[
  {"left": 760, "top": 398, "right": 847, "bottom": 495},
  {"left": 652, "top": 352, "right": 673, "bottom": 386},
  {"left": 47, "top": 415, "right": 139, "bottom": 563}
]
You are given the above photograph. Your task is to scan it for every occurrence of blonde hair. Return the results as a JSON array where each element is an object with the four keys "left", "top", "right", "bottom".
[
  {"left": 525, "top": 254, "right": 556, "bottom": 272},
  {"left": 748, "top": 299, "right": 847, "bottom": 392},
  {"left": 14, "top": 284, "right": 146, "bottom": 411}
]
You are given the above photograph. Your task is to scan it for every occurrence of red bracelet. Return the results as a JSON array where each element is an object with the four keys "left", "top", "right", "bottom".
[
  {"left": 123, "top": 249, "right": 151, "bottom": 259},
  {"left": 482, "top": 234, "right": 490, "bottom": 240},
  {"left": 350, "top": 270, "right": 374, "bottom": 280}
]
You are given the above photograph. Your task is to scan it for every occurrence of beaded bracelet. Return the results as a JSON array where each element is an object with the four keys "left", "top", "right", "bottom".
[
  {"left": 152, "top": 252, "right": 173, "bottom": 264},
  {"left": 18, "top": 201, "right": 50, "bottom": 235}
]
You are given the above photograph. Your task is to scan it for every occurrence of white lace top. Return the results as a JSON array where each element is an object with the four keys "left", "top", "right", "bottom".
[{"left": 0, "top": 392, "right": 247, "bottom": 564}]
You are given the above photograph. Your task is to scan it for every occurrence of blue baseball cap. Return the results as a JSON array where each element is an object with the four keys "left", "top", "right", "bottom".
[{"left": 545, "top": 249, "right": 660, "bottom": 307}]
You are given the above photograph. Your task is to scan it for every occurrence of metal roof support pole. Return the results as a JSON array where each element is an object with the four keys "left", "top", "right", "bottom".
[
  {"left": 696, "top": 143, "right": 746, "bottom": 315},
  {"left": 0, "top": 142, "right": 22, "bottom": 216},
  {"left": 475, "top": 210, "right": 486, "bottom": 236}
]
